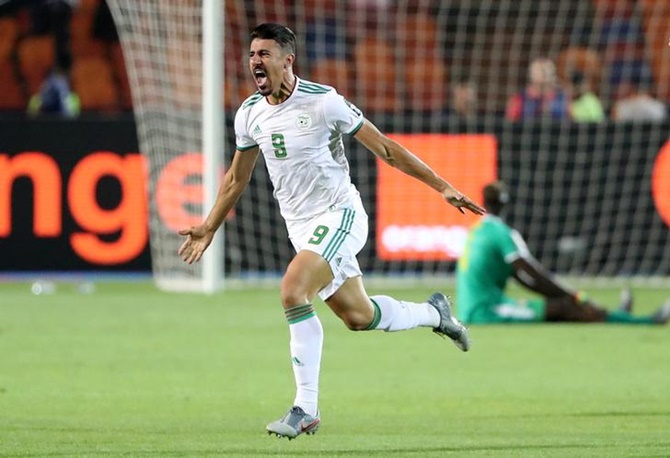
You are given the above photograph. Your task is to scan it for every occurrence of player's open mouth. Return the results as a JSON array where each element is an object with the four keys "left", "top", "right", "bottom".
[{"left": 254, "top": 68, "right": 267, "bottom": 88}]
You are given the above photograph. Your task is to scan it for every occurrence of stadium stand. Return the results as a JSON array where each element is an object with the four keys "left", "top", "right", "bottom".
[
  {"left": 0, "top": 60, "right": 25, "bottom": 110},
  {"left": 17, "top": 35, "right": 55, "bottom": 95},
  {"left": 308, "top": 58, "right": 352, "bottom": 98},
  {"left": 353, "top": 37, "right": 398, "bottom": 112},
  {"left": 0, "top": 0, "right": 668, "bottom": 115},
  {"left": 70, "top": 56, "right": 117, "bottom": 111},
  {"left": 109, "top": 43, "right": 131, "bottom": 110},
  {"left": 640, "top": 0, "right": 670, "bottom": 101},
  {"left": 0, "top": 16, "right": 18, "bottom": 62},
  {"left": 557, "top": 47, "right": 603, "bottom": 96}
]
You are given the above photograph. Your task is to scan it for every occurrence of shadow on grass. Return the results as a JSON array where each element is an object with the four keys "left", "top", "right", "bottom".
[
  {"left": 10, "top": 442, "right": 670, "bottom": 457},
  {"left": 474, "top": 410, "right": 670, "bottom": 419},
  {"left": 228, "top": 441, "right": 670, "bottom": 456},
  {"left": 569, "top": 410, "right": 670, "bottom": 417}
]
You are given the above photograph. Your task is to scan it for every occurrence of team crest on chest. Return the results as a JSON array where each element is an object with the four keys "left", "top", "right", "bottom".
[{"left": 296, "top": 113, "right": 312, "bottom": 129}]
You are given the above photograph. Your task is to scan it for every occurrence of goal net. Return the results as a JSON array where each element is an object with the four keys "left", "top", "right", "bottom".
[
  {"left": 108, "top": 0, "right": 670, "bottom": 290},
  {"left": 106, "top": 0, "right": 221, "bottom": 291}
]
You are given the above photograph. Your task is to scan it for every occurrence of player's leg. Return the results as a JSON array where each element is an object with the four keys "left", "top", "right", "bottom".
[
  {"left": 268, "top": 205, "right": 362, "bottom": 439},
  {"left": 545, "top": 294, "right": 665, "bottom": 324},
  {"left": 304, "top": 204, "right": 438, "bottom": 333},
  {"left": 270, "top": 250, "right": 331, "bottom": 432},
  {"left": 324, "top": 275, "right": 443, "bottom": 333},
  {"left": 280, "top": 249, "right": 333, "bottom": 306},
  {"left": 323, "top": 275, "right": 436, "bottom": 330},
  {"left": 485, "top": 296, "right": 546, "bottom": 323},
  {"left": 324, "top": 274, "right": 470, "bottom": 350},
  {"left": 545, "top": 296, "right": 607, "bottom": 322}
]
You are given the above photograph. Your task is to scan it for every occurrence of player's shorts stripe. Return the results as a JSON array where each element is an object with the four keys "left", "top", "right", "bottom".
[
  {"left": 323, "top": 209, "right": 353, "bottom": 261},
  {"left": 323, "top": 209, "right": 355, "bottom": 261}
]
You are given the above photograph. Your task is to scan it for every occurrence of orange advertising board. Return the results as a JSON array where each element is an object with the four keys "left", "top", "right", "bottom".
[
  {"left": 652, "top": 139, "right": 670, "bottom": 227},
  {"left": 377, "top": 134, "right": 497, "bottom": 260},
  {"left": 0, "top": 151, "right": 223, "bottom": 266}
]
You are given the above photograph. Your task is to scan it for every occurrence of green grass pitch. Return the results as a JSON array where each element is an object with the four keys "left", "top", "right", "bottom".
[{"left": 1, "top": 281, "right": 669, "bottom": 457}]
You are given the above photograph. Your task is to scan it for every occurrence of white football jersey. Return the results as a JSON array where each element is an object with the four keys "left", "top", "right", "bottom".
[{"left": 234, "top": 77, "right": 365, "bottom": 222}]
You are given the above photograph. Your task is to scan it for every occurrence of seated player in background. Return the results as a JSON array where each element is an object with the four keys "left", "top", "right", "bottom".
[{"left": 456, "top": 181, "right": 670, "bottom": 325}]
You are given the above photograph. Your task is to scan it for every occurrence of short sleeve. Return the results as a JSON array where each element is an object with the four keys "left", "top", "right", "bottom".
[
  {"left": 501, "top": 228, "right": 530, "bottom": 263},
  {"left": 323, "top": 90, "right": 365, "bottom": 136},
  {"left": 234, "top": 107, "right": 257, "bottom": 151}
]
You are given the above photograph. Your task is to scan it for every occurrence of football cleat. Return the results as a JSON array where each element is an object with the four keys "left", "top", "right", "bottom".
[
  {"left": 266, "top": 406, "right": 320, "bottom": 439},
  {"left": 428, "top": 292, "right": 471, "bottom": 352}
]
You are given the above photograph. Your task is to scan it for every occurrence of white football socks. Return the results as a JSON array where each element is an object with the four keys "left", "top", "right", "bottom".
[
  {"left": 282, "top": 296, "right": 439, "bottom": 416},
  {"left": 284, "top": 304, "right": 322, "bottom": 417},
  {"left": 368, "top": 295, "right": 440, "bottom": 331}
]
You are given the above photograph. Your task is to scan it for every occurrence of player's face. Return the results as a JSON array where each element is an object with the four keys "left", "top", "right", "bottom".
[{"left": 249, "top": 38, "right": 290, "bottom": 96}]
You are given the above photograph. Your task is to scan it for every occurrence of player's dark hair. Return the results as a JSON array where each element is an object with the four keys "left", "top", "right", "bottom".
[
  {"left": 250, "top": 23, "right": 297, "bottom": 55},
  {"left": 483, "top": 181, "right": 509, "bottom": 215}
]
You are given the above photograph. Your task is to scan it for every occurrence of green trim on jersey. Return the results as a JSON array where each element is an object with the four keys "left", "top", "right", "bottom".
[
  {"left": 241, "top": 92, "right": 262, "bottom": 109},
  {"left": 297, "top": 80, "right": 331, "bottom": 95},
  {"left": 299, "top": 81, "right": 331, "bottom": 92},
  {"left": 236, "top": 144, "right": 258, "bottom": 151},
  {"left": 348, "top": 119, "right": 364, "bottom": 136},
  {"left": 297, "top": 86, "right": 330, "bottom": 95}
]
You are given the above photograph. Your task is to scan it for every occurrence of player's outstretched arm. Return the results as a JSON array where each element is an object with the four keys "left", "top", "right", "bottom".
[
  {"left": 353, "top": 119, "right": 485, "bottom": 215},
  {"left": 178, "top": 147, "right": 259, "bottom": 264},
  {"left": 512, "top": 256, "right": 576, "bottom": 299}
]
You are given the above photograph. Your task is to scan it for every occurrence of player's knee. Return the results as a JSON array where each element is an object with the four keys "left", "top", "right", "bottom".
[
  {"left": 340, "top": 310, "right": 373, "bottom": 331},
  {"left": 280, "top": 289, "right": 308, "bottom": 308},
  {"left": 279, "top": 279, "right": 310, "bottom": 308}
]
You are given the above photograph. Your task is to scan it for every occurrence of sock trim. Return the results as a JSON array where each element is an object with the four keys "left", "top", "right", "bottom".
[
  {"left": 365, "top": 298, "right": 382, "bottom": 330},
  {"left": 285, "top": 304, "right": 316, "bottom": 324}
]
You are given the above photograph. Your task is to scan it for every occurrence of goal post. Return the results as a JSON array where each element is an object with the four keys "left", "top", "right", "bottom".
[
  {"left": 107, "top": 0, "right": 225, "bottom": 292},
  {"left": 201, "top": 0, "right": 224, "bottom": 293}
]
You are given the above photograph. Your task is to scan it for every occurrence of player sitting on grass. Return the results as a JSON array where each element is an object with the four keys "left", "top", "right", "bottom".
[
  {"left": 456, "top": 181, "right": 670, "bottom": 325},
  {"left": 178, "top": 23, "right": 485, "bottom": 440}
]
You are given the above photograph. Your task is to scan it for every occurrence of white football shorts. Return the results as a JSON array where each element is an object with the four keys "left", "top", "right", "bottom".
[{"left": 286, "top": 200, "right": 368, "bottom": 301}]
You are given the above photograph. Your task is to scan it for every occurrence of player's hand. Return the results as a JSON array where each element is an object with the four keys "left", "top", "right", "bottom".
[
  {"left": 442, "top": 189, "right": 486, "bottom": 215},
  {"left": 571, "top": 291, "right": 591, "bottom": 306},
  {"left": 178, "top": 225, "right": 215, "bottom": 264}
]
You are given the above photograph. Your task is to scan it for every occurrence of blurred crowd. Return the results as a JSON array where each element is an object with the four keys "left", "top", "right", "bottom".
[
  {"left": 0, "top": 0, "right": 667, "bottom": 123},
  {"left": 0, "top": 0, "right": 121, "bottom": 116},
  {"left": 504, "top": 56, "right": 666, "bottom": 123}
]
